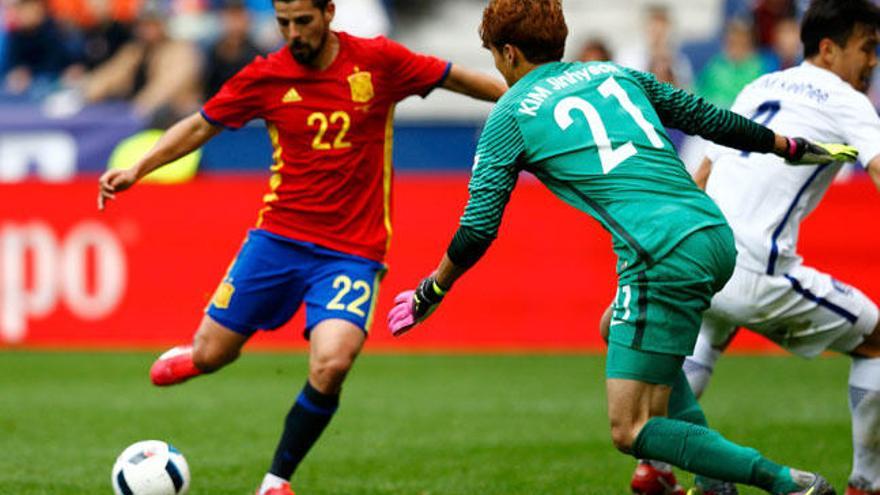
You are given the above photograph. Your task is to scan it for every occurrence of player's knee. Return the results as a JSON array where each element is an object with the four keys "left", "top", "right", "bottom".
[
  {"left": 608, "top": 418, "right": 639, "bottom": 453},
  {"left": 309, "top": 354, "right": 355, "bottom": 390}
]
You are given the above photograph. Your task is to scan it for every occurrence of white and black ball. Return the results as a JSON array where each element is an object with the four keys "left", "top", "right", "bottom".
[{"left": 111, "top": 440, "right": 190, "bottom": 495}]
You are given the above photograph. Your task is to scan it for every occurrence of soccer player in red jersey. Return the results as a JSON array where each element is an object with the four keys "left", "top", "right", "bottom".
[{"left": 97, "top": 1, "right": 506, "bottom": 493}]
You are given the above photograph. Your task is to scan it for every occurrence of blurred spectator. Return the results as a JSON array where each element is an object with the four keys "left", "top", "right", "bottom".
[
  {"left": 174, "top": 0, "right": 206, "bottom": 12},
  {"left": 78, "top": 22, "right": 133, "bottom": 71},
  {"left": 617, "top": 4, "right": 693, "bottom": 88},
  {"left": 384, "top": 0, "right": 432, "bottom": 24},
  {"left": 3, "top": 0, "right": 77, "bottom": 97},
  {"left": 723, "top": 0, "right": 751, "bottom": 19},
  {"left": 578, "top": 37, "right": 613, "bottom": 62},
  {"left": 82, "top": 1, "right": 202, "bottom": 126},
  {"left": 41, "top": 1, "right": 140, "bottom": 82},
  {"left": 763, "top": 16, "right": 801, "bottom": 71},
  {"left": 0, "top": 5, "right": 7, "bottom": 74},
  {"left": 695, "top": 19, "right": 770, "bottom": 108},
  {"left": 647, "top": 50, "right": 680, "bottom": 85},
  {"left": 203, "top": 0, "right": 261, "bottom": 99},
  {"left": 49, "top": 0, "right": 141, "bottom": 29},
  {"left": 52, "top": 0, "right": 140, "bottom": 89},
  {"left": 752, "top": 0, "right": 796, "bottom": 48}
]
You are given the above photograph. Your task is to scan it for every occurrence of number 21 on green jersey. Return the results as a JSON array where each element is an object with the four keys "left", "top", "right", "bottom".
[{"left": 553, "top": 76, "right": 664, "bottom": 173}]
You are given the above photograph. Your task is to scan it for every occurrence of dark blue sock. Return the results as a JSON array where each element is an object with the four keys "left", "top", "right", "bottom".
[{"left": 269, "top": 381, "right": 339, "bottom": 479}]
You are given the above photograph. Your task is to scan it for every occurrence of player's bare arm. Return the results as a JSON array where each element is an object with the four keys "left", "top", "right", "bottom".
[
  {"left": 441, "top": 64, "right": 507, "bottom": 102},
  {"left": 867, "top": 156, "right": 880, "bottom": 192},
  {"left": 97, "top": 113, "right": 221, "bottom": 210},
  {"left": 693, "top": 158, "right": 713, "bottom": 190}
]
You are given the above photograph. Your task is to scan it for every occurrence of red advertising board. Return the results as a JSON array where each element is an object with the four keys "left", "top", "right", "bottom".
[{"left": 1, "top": 174, "right": 878, "bottom": 352}]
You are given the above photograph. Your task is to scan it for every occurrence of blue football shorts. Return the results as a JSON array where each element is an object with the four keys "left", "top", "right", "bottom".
[{"left": 206, "top": 229, "right": 387, "bottom": 338}]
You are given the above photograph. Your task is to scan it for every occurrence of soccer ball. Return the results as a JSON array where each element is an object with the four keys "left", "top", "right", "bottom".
[{"left": 111, "top": 440, "right": 190, "bottom": 495}]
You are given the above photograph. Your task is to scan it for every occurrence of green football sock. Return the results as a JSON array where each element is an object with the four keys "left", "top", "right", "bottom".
[
  {"left": 667, "top": 369, "right": 717, "bottom": 489},
  {"left": 632, "top": 416, "right": 800, "bottom": 493}
]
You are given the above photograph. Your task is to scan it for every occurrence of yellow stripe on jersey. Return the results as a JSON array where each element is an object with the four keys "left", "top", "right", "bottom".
[
  {"left": 382, "top": 105, "right": 395, "bottom": 251},
  {"left": 256, "top": 124, "right": 285, "bottom": 227}
]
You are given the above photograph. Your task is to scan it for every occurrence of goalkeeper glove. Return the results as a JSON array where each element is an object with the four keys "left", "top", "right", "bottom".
[
  {"left": 783, "top": 137, "right": 858, "bottom": 165},
  {"left": 387, "top": 276, "right": 447, "bottom": 337}
]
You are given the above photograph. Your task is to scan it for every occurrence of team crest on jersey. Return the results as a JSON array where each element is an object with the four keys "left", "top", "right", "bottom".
[
  {"left": 282, "top": 87, "right": 302, "bottom": 103},
  {"left": 212, "top": 282, "right": 235, "bottom": 309},
  {"left": 348, "top": 68, "right": 374, "bottom": 103}
]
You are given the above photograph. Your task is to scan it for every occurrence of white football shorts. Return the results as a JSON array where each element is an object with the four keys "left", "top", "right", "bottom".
[{"left": 700, "top": 264, "right": 879, "bottom": 358}]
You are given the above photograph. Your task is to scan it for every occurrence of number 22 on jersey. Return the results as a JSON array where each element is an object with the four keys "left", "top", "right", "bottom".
[
  {"left": 553, "top": 76, "right": 664, "bottom": 173},
  {"left": 308, "top": 111, "right": 352, "bottom": 150}
]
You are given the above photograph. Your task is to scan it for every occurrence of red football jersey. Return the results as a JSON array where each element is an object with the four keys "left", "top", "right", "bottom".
[{"left": 202, "top": 32, "right": 450, "bottom": 261}]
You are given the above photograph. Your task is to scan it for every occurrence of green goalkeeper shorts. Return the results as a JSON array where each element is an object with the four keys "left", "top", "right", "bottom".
[
  {"left": 605, "top": 341, "right": 684, "bottom": 385},
  {"left": 606, "top": 224, "right": 736, "bottom": 358}
]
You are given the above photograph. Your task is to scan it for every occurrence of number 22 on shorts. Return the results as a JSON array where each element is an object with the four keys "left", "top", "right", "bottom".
[{"left": 326, "top": 275, "right": 372, "bottom": 317}]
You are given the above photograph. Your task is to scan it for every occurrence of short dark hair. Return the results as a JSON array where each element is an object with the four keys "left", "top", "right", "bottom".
[
  {"left": 274, "top": 0, "right": 330, "bottom": 9},
  {"left": 479, "top": 0, "right": 568, "bottom": 64},
  {"left": 801, "top": 0, "right": 880, "bottom": 57}
]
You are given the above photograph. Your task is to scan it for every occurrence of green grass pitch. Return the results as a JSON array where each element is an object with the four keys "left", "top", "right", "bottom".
[{"left": 0, "top": 351, "right": 853, "bottom": 494}]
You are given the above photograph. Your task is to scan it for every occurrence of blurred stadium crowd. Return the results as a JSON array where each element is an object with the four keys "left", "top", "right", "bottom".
[
  {"left": 0, "top": 0, "right": 878, "bottom": 165},
  {"left": 0, "top": 0, "right": 392, "bottom": 127}
]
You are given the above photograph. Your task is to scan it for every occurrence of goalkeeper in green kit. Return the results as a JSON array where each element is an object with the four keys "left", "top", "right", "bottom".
[{"left": 387, "top": 1, "right": 859, "bottom": 494}]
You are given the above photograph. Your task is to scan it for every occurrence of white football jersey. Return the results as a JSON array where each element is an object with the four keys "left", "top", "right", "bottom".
[{"left": 705, "top": 62, "right": 880, "bottom": 275}]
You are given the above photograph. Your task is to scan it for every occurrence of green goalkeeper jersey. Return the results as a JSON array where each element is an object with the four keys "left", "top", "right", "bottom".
[{"left": 460, "top": 61, "right": 773, "bottom": 274}]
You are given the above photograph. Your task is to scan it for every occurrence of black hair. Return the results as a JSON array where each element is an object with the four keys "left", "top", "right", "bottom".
[
  {"left": 801, "top": 0, "right": 880, "bottom": 57},
  {"left": 274, "top": 0, "right": 330, "bottom": 9}
]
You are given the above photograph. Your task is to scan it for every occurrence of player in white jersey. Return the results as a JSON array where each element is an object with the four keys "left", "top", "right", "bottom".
[{"left": 680, "top": 1, "right": 880, "bottom": 494}]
